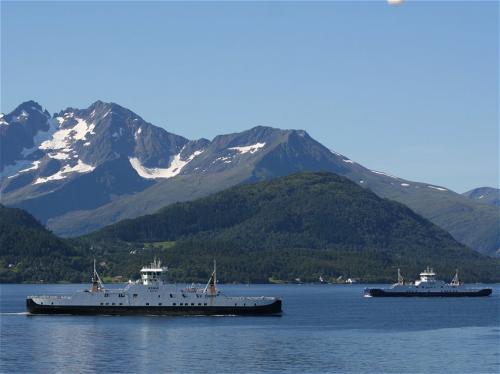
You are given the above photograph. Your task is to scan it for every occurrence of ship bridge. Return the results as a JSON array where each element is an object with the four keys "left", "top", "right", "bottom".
[{"left": 140, "top": 258, "right": 168, "bottom": 285}]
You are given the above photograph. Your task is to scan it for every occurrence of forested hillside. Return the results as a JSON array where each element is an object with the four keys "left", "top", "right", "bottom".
[{"left": 0, "top": 205, "right": 87, "bottom": 282}]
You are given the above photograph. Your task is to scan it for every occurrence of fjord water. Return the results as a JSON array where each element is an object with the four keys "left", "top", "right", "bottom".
[{"left": 1, "top": 284, "right": 498, "bottom": 373}]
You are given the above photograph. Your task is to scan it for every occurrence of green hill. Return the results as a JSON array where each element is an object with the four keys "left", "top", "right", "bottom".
[
  {"left": 0, "top": 204, "right": 87, "bottom": 282},
  {"left": 86, "top": 172, "right": 499, "bottom": 283}
]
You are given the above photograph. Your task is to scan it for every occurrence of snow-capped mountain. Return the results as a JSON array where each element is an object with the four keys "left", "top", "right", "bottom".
[
  {"left": 1, "top": 100, "right": 498, "bottom": 257},
  {"left": 0, "top": 101, "right": 207, "bottom": 221}
]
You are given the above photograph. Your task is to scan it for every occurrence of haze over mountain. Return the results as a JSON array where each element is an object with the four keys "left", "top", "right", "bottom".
[
  {"left": 1, "top": 100, "right": 498, "bottom": 257},
  {"left": 463, "top": 187, "right": 500, "bottom": 207}
]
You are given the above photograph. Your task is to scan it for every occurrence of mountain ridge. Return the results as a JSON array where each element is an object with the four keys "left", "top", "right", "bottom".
[{"left": 1, "top": 100, "right": 498, "bottom": 257}]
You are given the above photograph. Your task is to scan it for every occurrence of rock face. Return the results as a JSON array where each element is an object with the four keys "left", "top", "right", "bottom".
[{"left": 1, "top": 100, "right": 499, "bottom": 257}]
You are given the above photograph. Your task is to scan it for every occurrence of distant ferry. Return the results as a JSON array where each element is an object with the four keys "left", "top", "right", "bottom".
[
  {"left": 27, "top": 259, "right": 282, "bottom": 315},
  {"left": 364, "top": 267, "right": 492, "bottom": 297}
]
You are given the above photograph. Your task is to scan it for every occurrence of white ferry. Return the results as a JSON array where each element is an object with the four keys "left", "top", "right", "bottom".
[
  {"left": 364, "top": 267, "right": 492, "bottom": 297},
  {"left": 27, "top": 259, "right": 282, "bottom": 315}
]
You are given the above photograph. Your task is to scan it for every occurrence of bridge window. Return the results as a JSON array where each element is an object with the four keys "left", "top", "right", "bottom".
[
  {"left": 173, "top": 303, "right": 176, "bottom": 306},
  {"left": 158, "top": 303, "right": 162, "bottom": 306},
  {"left": 191, "top": 303, "right": 194, "bottom": 306},
  {"left": 146, "top": 303, "right": 149, "bottom": 306}
]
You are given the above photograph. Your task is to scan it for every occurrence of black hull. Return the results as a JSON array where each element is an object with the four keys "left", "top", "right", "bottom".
[
  {"left": 27, "top": 298, "right": 282, "bottom": 316},
  {"left": 365, "top": 288, "right": 492, "bottom": 297}
]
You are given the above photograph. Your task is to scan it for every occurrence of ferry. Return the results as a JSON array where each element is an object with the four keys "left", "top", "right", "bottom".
[
  {"left": 27, "top": 259, "right": 282, "bottom": 315},
  {"left": 364, "top": 267, "right": 492, "bottom": 297}
]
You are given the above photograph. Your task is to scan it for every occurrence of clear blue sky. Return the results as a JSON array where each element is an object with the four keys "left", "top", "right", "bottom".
[{"left": 1, "top": 1, "right": 498, "bottom": 192}]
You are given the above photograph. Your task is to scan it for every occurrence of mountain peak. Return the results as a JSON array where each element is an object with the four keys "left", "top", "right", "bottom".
[{"left": 8, "top": 100, "right": 49, "bottom": 120}]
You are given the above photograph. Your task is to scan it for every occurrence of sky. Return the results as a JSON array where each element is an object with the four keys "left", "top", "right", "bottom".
[{"left": 1, "top": 1, "right": 498, "bottom": 192}]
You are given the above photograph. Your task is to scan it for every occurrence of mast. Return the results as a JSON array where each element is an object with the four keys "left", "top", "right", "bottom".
[
  {"left": 90, "top": 258, "right": 103, "bottom": 292},
  {"left": 451, "top": 269, "right": 460, "bottom": 286},
  {"left": 204, "top": 259, "right": 218, "bottom": 296},
  {"left": 397, "top": 268, "right": 404, "bottom": 285}
]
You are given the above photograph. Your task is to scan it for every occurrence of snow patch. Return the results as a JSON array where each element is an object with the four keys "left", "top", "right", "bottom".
[
  {"left": 371, "top": 170, "right": 399, "bottom": 179},
  {"left": 40, "top": 117, "right": 95, "bottom": 151},
  {"left": 83, "top": 142, "right": 91, "bottom": 146},
  {"left": 17, "top": 160, "right": 41, "bottom": 174},
  {"left": 34, "top": 160, "right": 95, "bottom": 185},
  {"left": 427, "top": 185, "right": 447, "bottom": 192},
  {"left": 0, "top": 114, "right": 7, "bottom": 126},
  {"left": 229, "top": 142, "right": 266, "bottom": 154},
  {"left": 1, "top": 159, "right": 38, "bottom": 179},
  {"left": 343, "top": 159, "right": 354, "bottom": 164},
  {"left": 129, "top": 150, "right": 203, "bottom": 179},
  {"left": 15, "top": 110, "right": 29, "bottom": 121},
  {"left": 48, "top": 152, "right": 71, "bottom": 160},
  {"left": 134, "top": 127, "right": 142, "bottom": 140},
  {"left": 213, "top": 156, "right": 232, "bottom": 164},
  {"left": 401, "top": 183, "right": 410, "bottom": 187}
]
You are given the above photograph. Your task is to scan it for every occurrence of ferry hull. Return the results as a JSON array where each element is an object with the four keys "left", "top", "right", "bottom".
[
  {"left": 27, "top": 298, "right": 282, "bottom": 316},
  {"left": 365, "top": 288, "right": 492, "bottom": 297}
]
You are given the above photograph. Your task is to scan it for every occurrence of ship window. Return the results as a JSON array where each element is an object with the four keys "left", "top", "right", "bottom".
[
  {"left": 146, "top": 303, "right": 149, "bottom": 306},
  {"left": 198, "top": 303, "right": 201, "bottom": 306},
  {"left": 104, "top": 293, "right": 109, "bottom": 297},
  {"left": 244, "top": 303, "right": 246, "bottom": 306},
  {"left": 254, "top": 303, "right": 257, "bottom": 306},
  {"left": 133, "top": 294, "right": 138, "bottom": 297},
  {"left": 112, "top": 303, "right": 115, "bottom": 305},
  {"left": 158, "top": 303, "right": 162, "bottom": 306},
  {"left": 119, "top": 294, "right": 125, "bottom": 297},
  {"left": 191, "top": 303, "right": 194, "bottom": 306},
  {"left": 158, "top": 295, "right": 161, "bottom": 298},
  {"left": 204, "top": 303, "right": 207, "bottom": 306},
  {"left": 173, "top": 303, "right": 176, "bottom": 306},
  {"left": 51, "top": 302, "right": 54, "bottom": 305},
  {"left": 105, "top": 303, "right": 109, "bottom": 305},
  {"left": 170, "top": 294, "right": 173, "bottom": 298},
  {"left": 100, "top": 303, "right": 103, "bottom": 306},
  {"left": 119, "top": 303, "right": 123, "bottom": 306},
  {"left": 235, "top": 303, "right": 237, "bottom": 306}
]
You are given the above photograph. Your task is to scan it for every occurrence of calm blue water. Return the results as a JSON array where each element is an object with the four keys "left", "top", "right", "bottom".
[{"left": 1, "top": 283, "right": 499, "bottom": 373}]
